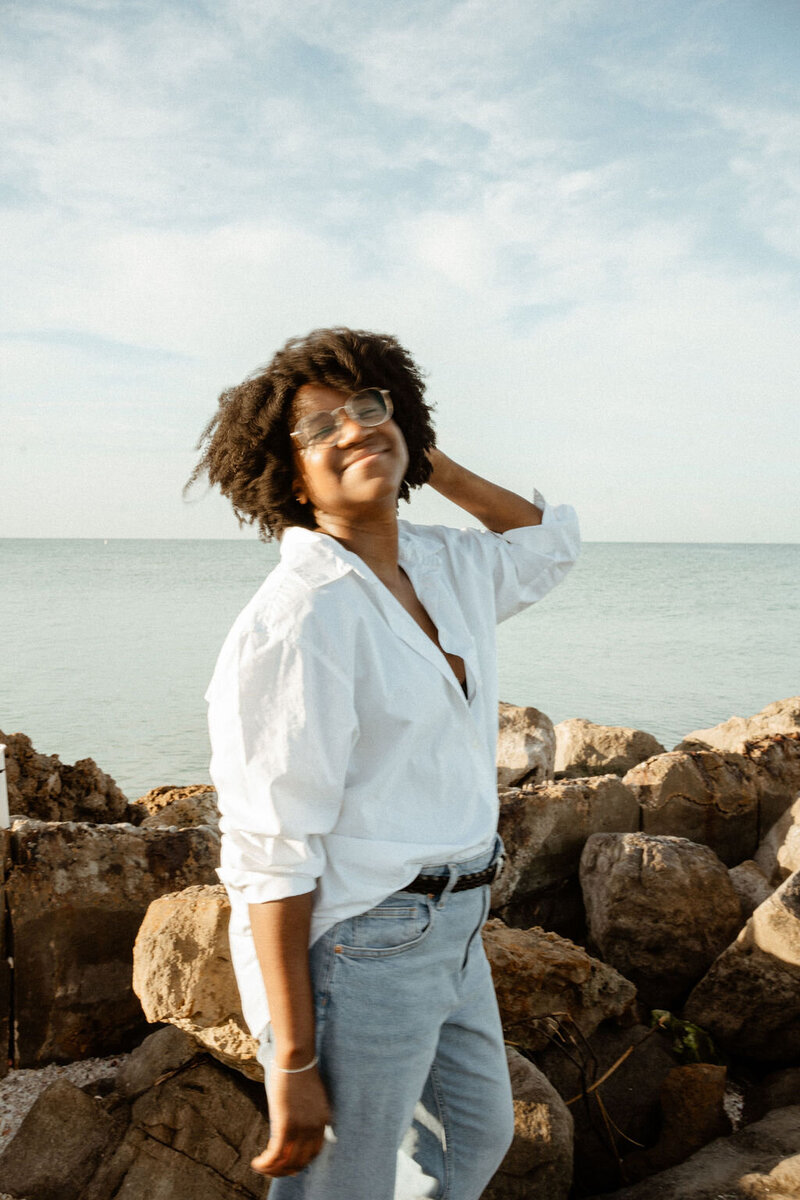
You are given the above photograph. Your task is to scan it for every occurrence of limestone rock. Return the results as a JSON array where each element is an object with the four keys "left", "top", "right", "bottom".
[
  {"left": 684, "top": 870, "right": 800, "bottom": 1061},
  {"left": 128, "top": 784, "right": 220, "bottom": 831},
  {"left": 133, "top": 884, "right": 260, "bottom": 1080},
  {"left": 115, "top": 1026, "right": 201, "bottom": 1099},
  {"left": 493, "top": 775, "right": 639, "bottom": 914},
  {"left": 584, "top": 1104, "right": 800, "bottom": 1200},
  {"left": 0, "top": 729, "right": 128, "bottom": 823},
  {"left": 85, "top": 1060, "right": 269, "bottom": 1200},
  {"left": 622, "top": 1063, "right": 730, "bottom": 1182},
  {"left": 497, "top": 702, "right": 556, "bottom": 788},
  {"left": 729, "top": 859, "right": 774, "bottom": 919},
  {"left": 6, "top": 819, "right": 220, "bottom": 1066},
  {"left": 677, "top": 696, "right": 800, "bottom": 753},
  {"left": 535, "top": 1021, "right": 682, "bottom": 1196},
  {"left": 554, "top": 718, "right": 665, "bottom": 778},
  {"left": 623, "top": 749, "right": 760, "bottom": 866},
  {"left": 743, "top": 733, "right": 800, "bottom": 835},
  {"left": 483, "top": 1047, "right": 573, "bottom": 1200},
  {"left": 482, "top": 919, "right": 636, "bottom": 1051},
  {"left": 755, "top": 795, "right": 800, "bottom": 884},
  {"left": 580, "top": 833, "right": 742, "bottom": 1007},
  {"left": 0, "top": 1077, "right": 121, "bottom": 1200}
]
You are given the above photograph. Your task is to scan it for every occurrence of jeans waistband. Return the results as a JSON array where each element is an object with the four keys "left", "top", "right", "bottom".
[{"left": 415, "top": 833, "right": 504, "bottom": 878}]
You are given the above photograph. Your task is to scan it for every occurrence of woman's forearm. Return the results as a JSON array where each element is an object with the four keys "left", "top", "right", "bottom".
[
  {"left": 248, "top": 891, "right": 316, "bottom": 1067},
  {"left": 427, "top": 448, "right": 543, "bottom": 533}
]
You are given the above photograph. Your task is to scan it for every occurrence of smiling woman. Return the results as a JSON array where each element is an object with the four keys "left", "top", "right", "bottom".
[{"left": 189, "top": 326, "right": 580, "bottom": 1199}]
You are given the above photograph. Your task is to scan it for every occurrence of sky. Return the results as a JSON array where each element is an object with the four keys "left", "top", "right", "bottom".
[{"left": 2, "top": 0, "right": 799, "bottom": 542}]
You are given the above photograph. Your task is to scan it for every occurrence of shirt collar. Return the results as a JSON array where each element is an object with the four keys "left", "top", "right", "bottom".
[{"left": 279, "top": 521, "right": 443, "bottom": 590}]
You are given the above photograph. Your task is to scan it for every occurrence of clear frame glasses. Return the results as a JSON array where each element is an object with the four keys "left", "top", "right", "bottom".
[{"left": 290, "top": 388, "right": 393, "bottom": 450}]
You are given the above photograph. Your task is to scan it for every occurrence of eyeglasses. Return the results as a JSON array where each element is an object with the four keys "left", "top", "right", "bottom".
[{"left": 290, "top": 388, "right": 393, "bottom": 449}]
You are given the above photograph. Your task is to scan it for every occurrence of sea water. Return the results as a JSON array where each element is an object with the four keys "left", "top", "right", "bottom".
[{"left": 1, "top": 539, "right": 798, "bottom": 798}]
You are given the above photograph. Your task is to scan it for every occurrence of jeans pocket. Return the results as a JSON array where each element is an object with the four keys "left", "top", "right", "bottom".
[{"left": 334, "top": 895, "right": 434, "bottom": 959}]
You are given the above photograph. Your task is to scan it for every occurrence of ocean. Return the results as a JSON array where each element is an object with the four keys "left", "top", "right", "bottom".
[{"left": 1, "top": 539, "right": 798, "bottom": 799}]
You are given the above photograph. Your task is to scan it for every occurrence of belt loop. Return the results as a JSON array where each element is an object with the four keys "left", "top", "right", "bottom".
[{"left": 436, "top": 864, "right": 459, "bottom": 909}]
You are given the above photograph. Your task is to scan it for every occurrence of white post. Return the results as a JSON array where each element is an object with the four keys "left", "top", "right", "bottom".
[{"left": 0, "top": 744, "right": 9, "bottom": 828}]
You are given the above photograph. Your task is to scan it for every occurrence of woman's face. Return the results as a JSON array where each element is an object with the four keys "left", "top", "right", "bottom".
[{"left": 290, "top": 383, "right": 410, "bottom": 524}]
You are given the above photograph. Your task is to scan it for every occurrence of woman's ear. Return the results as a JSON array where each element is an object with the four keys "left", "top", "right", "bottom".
[{"left": 293, "top": 480, "right": 308, "bottom": 506}]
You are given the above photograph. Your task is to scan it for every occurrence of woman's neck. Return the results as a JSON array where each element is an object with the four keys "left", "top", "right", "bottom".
[{"left": 314, "top": 510, "right": 401, "bottom": 589}]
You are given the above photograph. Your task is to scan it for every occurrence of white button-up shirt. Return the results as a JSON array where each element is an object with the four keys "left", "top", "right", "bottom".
[{"left": 207, "top": 495, "right": 580, "bottom": 1037}]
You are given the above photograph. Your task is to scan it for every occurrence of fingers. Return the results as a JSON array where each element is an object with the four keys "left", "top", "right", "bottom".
[{"left": 251, "top": 1127, "right": 327, "bottom": 1177}]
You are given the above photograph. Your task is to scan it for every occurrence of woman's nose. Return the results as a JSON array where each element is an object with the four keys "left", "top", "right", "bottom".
[{"left": 335, "top": 414, "right": 368, "bottom": 445}]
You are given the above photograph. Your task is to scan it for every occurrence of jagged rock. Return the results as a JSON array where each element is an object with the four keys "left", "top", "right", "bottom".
[
  {"left": 622, "top": 1064, "right": 730, "bottom": 1182},
  {"left": 493, "top": 776, "right": 639, "bottom": 915},
  {"left": 6, "top": 819, "right": 220, "bottom": 1067},
  {"left": 84, "top": 1059, "right": 270, "bottom": 1200},
  {"left": 483, "top": 1047, "right": 573, "bottom": 1200},
  {"left": 115, "top": 1026, "right": 201, "bottom": 1100},
  {"left": 128, "top": 784, "right": 220, "bottom": 831},
  {"left": 0, "top": 729, "right": 128, "bottom": 823},
  {"left": 0, "top": 1077, "right": 122, "bottom": 1200},
  {"left": 584, "top": 1104, "right": 800, "bottom": 1200},
  {"left": 482, "top": 919, "right": 636, "bottom": 1052},
  {"left": 677, "top": 697, "right": 800, "bottom": 753},
  {"left": 0, "top": 829, "right": 11, "bottom": 1081},
  {"left": 535, "top": 1021, "right": 682, "bottom": 1196},
  {"left": 623, "top": 749, "right": 760, "bottom": 866},
  {"left": 684, "top": 870, "right": 800, "bottom": 1061},
  {"left": 729, "top": 859, "right": 774, "bottom": 919},
  {"left": 743, "top": 734, "right": 800, "bottom": 835},
  {"left": 132, "top": 884, "right": 261, "bottom": 1081},
  {"left": 580, "top": 833, "right": 742, "bottom": 1007},
  {"left": 554, "top": 718, "right": 665, "bottom": 778},
  {"left": 497, "top": 703, "right": 556, "bottom": 787},
  {"left": 755, "top": 795, "right": 800, "bottom": 884}
]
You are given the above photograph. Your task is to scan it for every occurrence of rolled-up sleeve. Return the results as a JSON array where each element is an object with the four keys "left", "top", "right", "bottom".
[{"left": 209, "top": 625, "right": 358, "bottom": 904}]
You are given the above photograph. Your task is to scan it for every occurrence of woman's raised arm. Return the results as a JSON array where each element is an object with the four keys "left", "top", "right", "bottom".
[{"left": 426, "top": 448, "right": 543, "bottom": 533}]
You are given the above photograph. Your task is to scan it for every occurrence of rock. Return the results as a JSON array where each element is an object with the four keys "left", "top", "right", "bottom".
[
  {"left": 497, "top": 703, "right": 556, "bottom": 787},
  {"left": 6, "top": 819, "right": 220, "bottom": 1067},
  {"left": 744, "top": 734, "right": 800, "bottom": 836},
  {"left": 128, "top": 784, "right": 220, "bottom": 831},
  {"left": 729, "top": 859, "right": 774, "bottom": 919},
  {"left": 623, "top": 749, "right": 760, "bottom": 866},
  {"left": 677, "top": 696, "right": 800, "bottom": 753},
  {"left": 0, "top": 1077, "right": 121, "bottom": 1200},
  {"left": 744, "top": 1066, "right": 800, "bottom": 1124},
  {"left": 584, "top": 1104, "right": 800, "bottom": 1200},
  {"left": 755, "top": 796, "right": 800, "bottom": 884},
  {"left": 580, "top": 833, "right": 742, "bottom": 1008},
  {"left": 482, "top": 919, "right": 636, "bottom": 1052},
  {"left": 493, "top": 776, "right": 639, "bottom": 915},
  {"left": 535, "top": 1021, "right": 682, "bottom": 1196},
  {"left": 482, "top": 1047, "right": 573, "bottom": 1200},
  {"left": 0, "top": 829, "right": 11, "bottom": 1082},
  {"left": 132, "top": 884, "right": 261, "bottom": 1080},
  {"left": 554, "top": 718, "right": 665, "bottom": 778},
  {"left": 0, "top": 729, "right": 128, "bottom": 823},
  {"left": 115, "top": 1026, "right": 201, "bottom": 1099},
  {"left": 85, "top": 1059, "right": 269, "bottom": 1200},
  {"left": 684, "top": 870, "right": 800, "bottom": 1061},
  {"left": 622, "top": 1064, "right": 730, "bottom": 1182}
]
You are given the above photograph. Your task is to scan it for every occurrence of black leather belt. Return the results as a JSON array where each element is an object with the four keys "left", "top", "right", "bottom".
[{"left": 403, "top": 857, "right": 504, "bottom": 896}]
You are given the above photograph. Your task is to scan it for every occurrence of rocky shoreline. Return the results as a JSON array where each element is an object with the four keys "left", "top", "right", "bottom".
[{"left": 0, "top": 697, "right": 799, "bottom": 1198}]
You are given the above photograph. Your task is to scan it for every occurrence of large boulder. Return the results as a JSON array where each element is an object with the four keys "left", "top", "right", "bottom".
[
  {"left": 0, "top": 828, "right": 11, "bottom": 1081},
  {"left": 5, "top": 818, "right": 220, "bottom": 1066},
  {"left": 554, "top": 718, "right": 665, "bottom": 778},
  {"left": 677, "top": 696, "right": 800, "bottom": 753},
  {"left": 584, "top": 1104, "right": 800, "bottom": 1200},
  {"left": 684, "top": 869, "right": 800, "bottom": 1061},
  {"left": 497, "top": 703, "right": 556, "bottom": 787},
  {"left": 754, "top": 795, "right": 800, "bottom": 884},
  {"left": 482, "top": 919, "right": 636, "bottom": 1052},
  {"left": 483, "top": 1047, "right": 573, "bottom": 1200},
  {"left": 128, "top": 784, "right": 220, "bottom": 831},
  {"left": 579, "top": 833, "right": 742, "bottom": 1007},
  {"left": 621, "top": 1064, "right": 730, "bottom": 1182},
  {"left": 623, "top": 749, "right": 760, "bottom": 866},
  {"left": 743, "top": 733, "right": 800, "bottom": 835},
  {"left": 133, "top": 884, "right": 260, "bottom": 1080},
  {"left": 728, "top": 859, "right": 774, "bottom": 920},
  {"left": 0, "top": 729, "right": 128, "bottom": 823},
  {"left": 493, "top": 775, "right": 639, "bottom": 915}
]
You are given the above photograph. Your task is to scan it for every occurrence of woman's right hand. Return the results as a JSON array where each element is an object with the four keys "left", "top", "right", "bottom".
[{"left": 251, "top": 1065, "right": 332, "bottom": 1177}]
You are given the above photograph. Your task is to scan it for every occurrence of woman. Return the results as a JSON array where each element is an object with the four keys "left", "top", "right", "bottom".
[{"left": 193, "top": 327, "right": 580, "bottom": 1199}]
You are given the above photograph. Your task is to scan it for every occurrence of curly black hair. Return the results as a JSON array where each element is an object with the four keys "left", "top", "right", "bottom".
[{"left": 186, "top": 327, "right": 437, "bottom": 539}]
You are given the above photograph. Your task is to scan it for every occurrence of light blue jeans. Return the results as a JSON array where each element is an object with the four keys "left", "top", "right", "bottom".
[{"left": 259, "top": 839, "right": 513, "bottom": 1200}]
